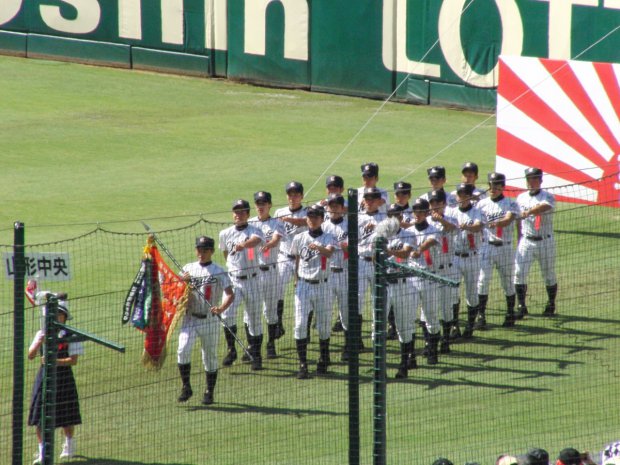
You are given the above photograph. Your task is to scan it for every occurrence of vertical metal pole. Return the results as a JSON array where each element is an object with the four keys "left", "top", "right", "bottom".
[
  {"left": 373, "top": 237, "right": 387, "bottom": 465},
  {"left": 12, "top": 222, "right": 25, "bottom": 465},
  {"left": 42, "top": 296, "right": 59, "bottom": 465},
  {"left": 347, "top": 188, "right": 360, "bottom": 465}
]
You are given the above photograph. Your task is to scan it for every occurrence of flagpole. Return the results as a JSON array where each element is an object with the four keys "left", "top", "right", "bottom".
[{"left": 141, "top": 222, "right": 253, "bottom": 361}]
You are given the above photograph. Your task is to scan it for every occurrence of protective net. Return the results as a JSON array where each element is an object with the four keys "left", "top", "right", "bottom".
[{"left": 2, "top": 172, "right": 619, "bottom": 465}]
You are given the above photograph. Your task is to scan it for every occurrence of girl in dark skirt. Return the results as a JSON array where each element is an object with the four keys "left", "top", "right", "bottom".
[{"left": 28, "top": 296, "right": 83, "bottom": 464}]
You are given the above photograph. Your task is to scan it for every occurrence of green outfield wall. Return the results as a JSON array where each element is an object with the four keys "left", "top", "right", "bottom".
[{"left": 1, "top": 1, "right": 619, "bottom": 111}]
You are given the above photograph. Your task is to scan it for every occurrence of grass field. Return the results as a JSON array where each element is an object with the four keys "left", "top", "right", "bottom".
[{"left": 1, "top": 56, "right": 619, "bottom": 465}]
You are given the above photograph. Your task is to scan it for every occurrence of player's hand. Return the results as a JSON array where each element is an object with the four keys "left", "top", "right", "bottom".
[
  {"left": 181, "top": 272, "right": 192, "bottom": 283},
  {"left": 411, "top": 249, "right": 421, "bottom": 258},
  {"left": 364, "top": 223, "right": 375, "bottom": 233},
  {"left": 210, "top": 306, "right": 222, "bottom": 315},
  {"left": 235, "top": 242, "right": 245, "bottom": 252},
  {"left": 488, "top": 221, "right": 497, "bottom": 229}
]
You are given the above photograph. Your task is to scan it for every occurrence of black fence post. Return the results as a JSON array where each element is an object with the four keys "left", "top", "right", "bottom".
[
  {"left": 373, "top": 236, "right": 387, "bottom": 465},
  {"left": 12, "top": 222, "right": 25, "bottom": 465}
]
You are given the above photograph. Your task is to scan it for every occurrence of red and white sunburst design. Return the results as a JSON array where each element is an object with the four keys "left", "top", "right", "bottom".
[{"left": 496, "top": 55, "right": 620, "bottom": 208}]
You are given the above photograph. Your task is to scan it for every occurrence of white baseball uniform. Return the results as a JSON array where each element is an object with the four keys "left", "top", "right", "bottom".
[
  {"left": 274, "top": 206, "right": 307, "bottom": 300},
  {"left": 357, "top": 210, "right": 387, "bottom": 314},
  {"left": 450, "top": 204, "right": 484, "bottom": 307},
  {"left": 428, "top": 212, "right": 459, "bottom": 322},
  {"left": 249, "top": 215, "right": 284, "bottom": 325},
  {"left": 322, "top": 216, "right": 349, "bottom": 330},
  {"left": 477, "top": 195, "right": 518, "bottom": 296},
  {"left": 405, "top": 222, "right": 441, "bottom": 334},
  {"left": 449, "top": 186, "right": 486, "bottom": 207},
  {"left": 385, "top": 228, "right": 416, "bottom": 343},
  {"left": 290, "top": 230, "right": 337, "bottom": 340},
  {"left": 177, "top": 261, "right": 232, "bottom": 372},
  {"left": 514, "top": 190, "right": 557, "bottom": 286},
  {"left": 219, "top": 224, "right": 264, "bottom": 336}
]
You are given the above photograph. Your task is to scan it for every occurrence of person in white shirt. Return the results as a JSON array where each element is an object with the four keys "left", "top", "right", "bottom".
[
  {"left": 219, "top": 200, "right": 265, "bottom": 370},
  {"left": 514, "top": 167, "right": 558, "bottom": 317},
  {"left": 290, "top": 204, "right": 337, "bottom": 379}
]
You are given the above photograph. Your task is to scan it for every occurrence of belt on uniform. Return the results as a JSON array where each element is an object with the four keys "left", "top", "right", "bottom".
[
  {"left": 488, "top": 240, "right": 505, "bottom": 246},
  {"left": 259, "top": 265, "right": 275, "bottom": 271},
  {"left": 362, "top": 257, "right": 373, "bottom": 262},
  {"left": 235, "top": 273, "right": 257, "bottom": 280},
  {"left": 438, "top": 264, "right": 453, "bottom": 270},
  {"left": 286, "top": 254, "right": 296, "bottom": 259},
  {"left": 387, "top": 277, "right": 407, "bottom": 284},
  {"left": 300, "top": 278, "right": 328, "bottom": 284},
  {"left": 330, "top": 267, "right": 344, "bottom": 273},
  {"left": 526, "top": 235, "right": 550, "bottom": 241},
  {"left": 191, "top": 313, "right": 208, "bottom": 319},
  {"left": 454, "top": 252, "right": 477, "bottom": 258}
]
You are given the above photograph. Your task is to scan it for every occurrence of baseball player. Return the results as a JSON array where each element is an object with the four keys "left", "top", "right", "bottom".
[
  {"left": 177, "top": 236, "right": 234, "bottom": 405},
  {"left": 427, "top": 189, "right": 459, "bottom": 353},
  {"left": 451, "top": 183, "right": 484, "bottom": 339},
  {"left": 406, "top": 198, "right": 442, "bottom": 365},
  {"left": 476, "top": 172, "right": 518, "bottom": 328},
  {"left": 357, "top": 163, "right": 389, "bottom": 213},
  {"left": 319, "top": 175, "right": 347, "bottom": 331},
  {"left": 385, "top": 181, "right": 414, "bottom": 340},
  {"left": 274, "top": 181, "right": 308, "bottom": 338},
  {"left": 321, "top": 193, "right": 350, "bottom": 359},
  {"left": 449, "top": 162, "right": 487, "bottom": 205},
  {"left": 249, "top": 191, "right": 285, "bottom": 358},
  {"left": 383, "top": 204, "right": 417, "bottom": 377},
  {"left": 290, "top": 204, "right": 337, "bottom": 379},
  {"left": 421, "top": 166, "right": 458, "bottom": 207},
  {"left": 358, "top": 187, "right": 387, "bottom": 340},
  {"left": 514, "top": 167, "right": 558, "bottom": 317},
  {"left": 219, "top": 199, "right": 265, "bottom": 370}
]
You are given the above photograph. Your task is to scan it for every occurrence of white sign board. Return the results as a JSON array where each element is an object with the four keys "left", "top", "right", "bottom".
[{"left": 4, "top": 252, "right": 72, "bottom": 281}]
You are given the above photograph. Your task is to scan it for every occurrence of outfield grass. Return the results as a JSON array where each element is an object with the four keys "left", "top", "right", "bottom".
[{"left": 1, "top": 56, "right": 619, "bottom": 465}]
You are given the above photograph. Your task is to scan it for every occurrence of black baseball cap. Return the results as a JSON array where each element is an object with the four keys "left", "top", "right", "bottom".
[
  {"left": 432, "top": 459, "right": 454, "bottom": 465},
  {"left": 411, "top": 198, "right": 430, "bottom": 211},
  {"left": 361, "top": 162, "right": 379, "bottom": 177},
  {"left": 254, "top": 191, "right": 272, "bottom": 203},
  {"left": 456, "top": 183, "right": 475, "bottom": 195},
  {"left": 393, "top": 181, "right": 412, "bottom": 194},
  {"left": 326, "top": 175, "right": 344, "bottom": 188},
  {"left": 196, "top": 236, "right": 215, "bottom": 249},
  {"left": 525, "top": 167, "right": 543, "bottom": 178},
  {"left": 306, "top": 204, "right": 325, "bottom": 217},
  {"left": 327, "top": 193, "right": 345, "bottom": 206},
  {"left": 487, "top": 172, "right": 506, "bottom": 186},
  {"left": 285, "top": 181, "right": 304, "bottom": 194},
  {"left": 363, "top": 187, "right": 382, "bottom": 199},
  {"left": 427, "top": 166, "right": 446, "bottom": 179},
  {"left": 387, "top": 203, "right": 404, "bottom": 216},
  {"left": 558, "top": 448, "right": 581, "bottom": 465},
  {"left": 523, "top": 448, "right": 549, "bottom": 465},
  {"left": 462, "top": 162, "right": 479, "bottom": 175},
  {"left": 429, "top": 189, "right": 447, "bottom": 203},
  {"left": 232, "top": 199, "right": 250, "bottom": 211}
]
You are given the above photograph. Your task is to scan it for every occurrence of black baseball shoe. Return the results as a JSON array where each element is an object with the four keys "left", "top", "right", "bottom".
[
  {"left": 406, "top": 354, "right": 417, "bottom": 370},
  {"left": 502, "top": 313, "right": 516, "bottom": 327},
  {"left": 178, "top": 385, "right": 193, "bottom": 403},
  {"left": 251, "top": 356, "right": 263, "bottom": 371},
  {"left": 542, "top": 302, "right": 556, "bottom": 316},
  {"left": 222, "top": 349, "right": 237, "bottom": 367},
  {"left": 202, "top": 391, "right": 214, "bottom": 405},
  {"left": 297, "top": 363, "right": 309, "bottom": 380},
  {"left": 332, "top": 319, "right": 344, "bottom": 333},
  {"left": 266, "top": 341, "right": 277, "bottom": 359},
  {"left": 395, "top": 364, "right": 408, "bottom": 379},
  {"left": 516, "top": 305, "right": 528, "bottom": 319},
  {"left": 316, "top": 359, "right": 328, "bottom": 375}
]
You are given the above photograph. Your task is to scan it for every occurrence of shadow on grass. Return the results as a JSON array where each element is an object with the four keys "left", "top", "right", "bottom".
[
  {"left": 185, "top": 402, "right": 348, "bottom": 417},
  {"left": 62, "top": 457, "right": 193, "bottom": 465},
  {"left": 387, "top": 374, "right": 553, "bottom": 394}
]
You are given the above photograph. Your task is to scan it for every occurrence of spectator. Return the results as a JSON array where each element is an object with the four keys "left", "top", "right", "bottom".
[
  {"left": 522, "top": 448, "right": 549, "bottom": 465},
  {"left": 496, "top": 454, "right": 518, "bottom": 465},
  {"left": 431, "top": 458, "right": 453, "bottom": 465}
]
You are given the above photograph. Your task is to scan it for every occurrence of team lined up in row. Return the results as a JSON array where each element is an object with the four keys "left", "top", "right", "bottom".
[{"left": 176, "top": 161, "right": 557, "bottom": 403}]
